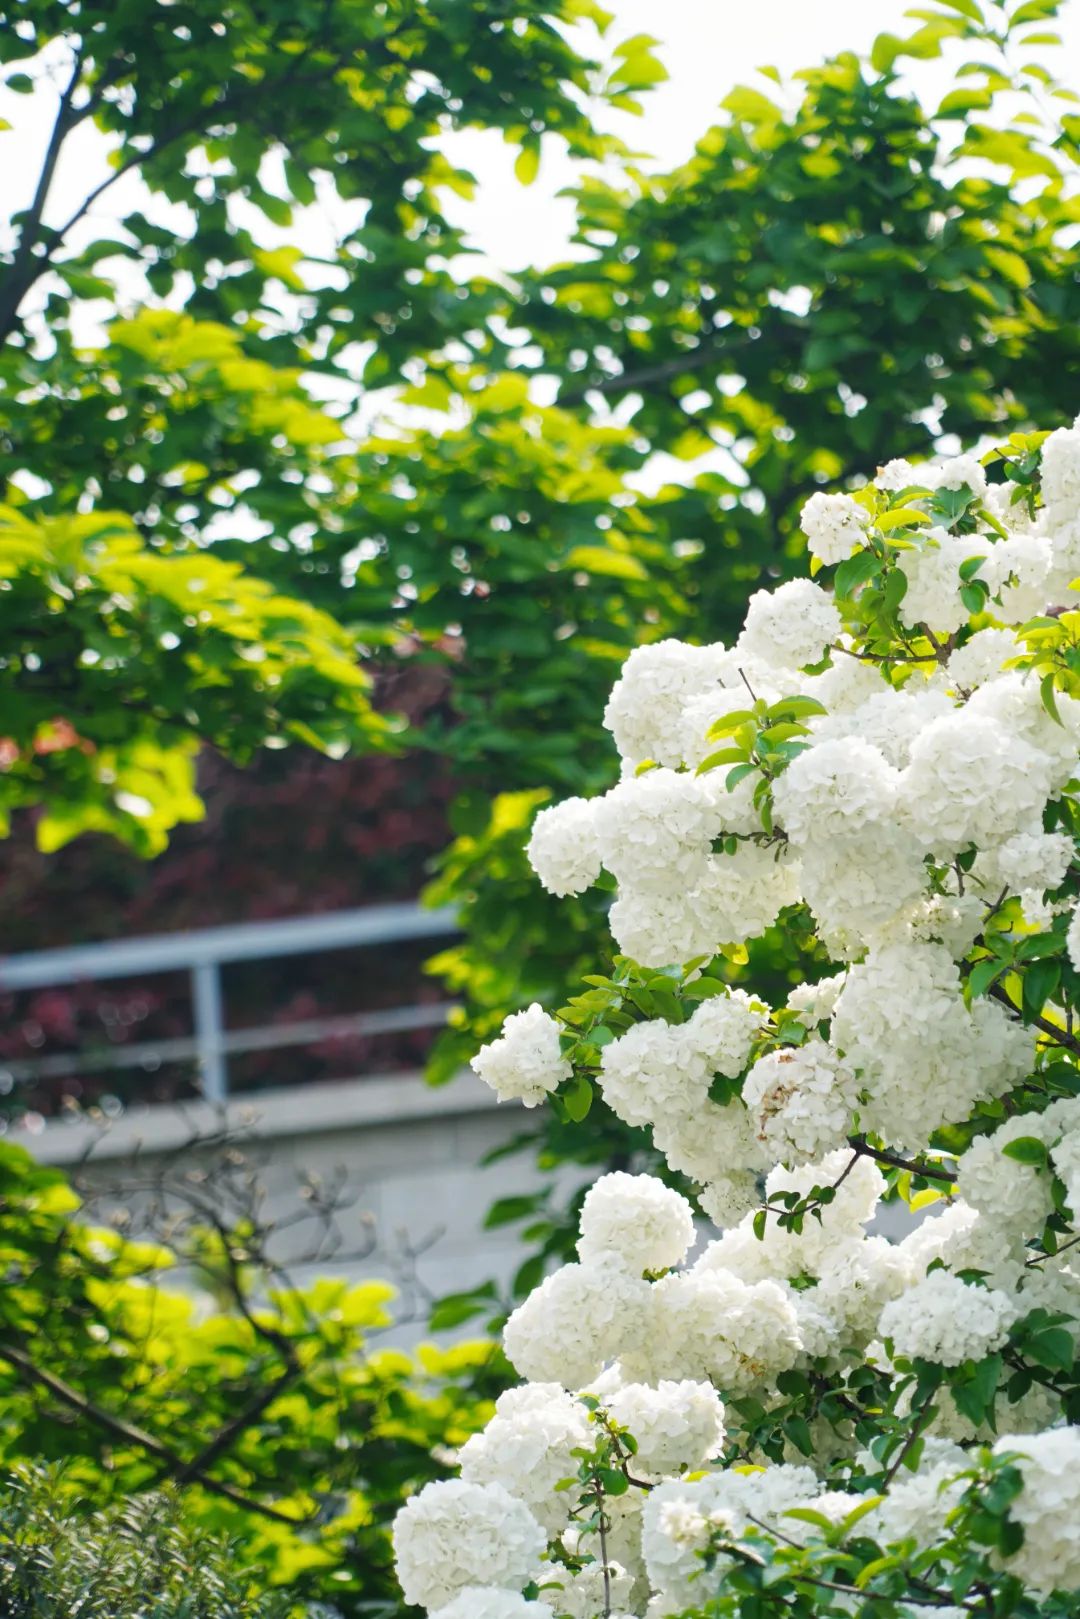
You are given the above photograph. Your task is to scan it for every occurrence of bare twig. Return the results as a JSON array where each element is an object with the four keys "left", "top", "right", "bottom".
[
  {"left": 989, "top": 983, "right": 1080, "bottom": 1057},
  {"left": 883, "top": 1383, "right": 938, "bottom": 1488},
  {"left": 1025, "top": 1233, "right": 1080, "bottom": 1268},
  {"left": 848, "top": 1136, "right": 956, "bottom": 1186}
]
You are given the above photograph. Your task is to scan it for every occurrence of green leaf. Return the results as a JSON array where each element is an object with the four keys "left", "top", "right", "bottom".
[
  {"left": 563, "top": 1075, "right": 594, "bottom": 1122},
  {"left": 876, "top": 505, "right": 932, "bottom": 531},
  {"left": 514, "top": 142, "right": 541, "bottom": 186},
  {"left": 968, "top": 958, "right": 1003, "bottom": 998},
  {"left": 936, "top": 87, "right": 994, "bottom": 117},
  {"left": 963, "top": 1351, "right": 1002, "bottom": 1422},
  {"left": 428, "top": 1283, "right": 498, "bottom": 1330},
  {"left": 561, "top": 545, "right": 648, "bottom": 580},
  {"left": 764, "top": 696, "right": 827, "bottom": 719},
  {"left": 695, "top": 746, "right": 748, "bottom": 775},
  {"left": 1024, "top": 1325, "right": 1075, "bottom": 1371},
  {"left": 881, "top": 567, "right": 909, "bottom": 615},
  {"left": 783, "top": 1416, "right": 814, "bottom": 1456},
  {"left": 706, "top": 709, "right": 757, "bottom": 739},
  {"left": 1041, "top": 673, "right": 1064, "bottom": 726},
  {"left": 931, "top": 0, "right": 984, "bottom": 19},
  {"left": 726, "top": 762, "right": 758, "bottom": 790},
  {"left": 484, "top": 1194, "right": 543, "bottom": 1229},
  {"left": 1000, "top": 1136, "right": 1049, "bottom": 1167},
  {"left": 607, "top": 36, "right": 667, "bottom": 92},
  {"left": 983, "top": 243, "right": 1033, "bottom": 290},
  {"left": 1022, "top": 958, "right": 1060, "bottom": 1021},
  {"left": 834, "top": 550, "right": 883, "bottom": 597},
  {"left": 1009, "top": 0, "right": 1061, "bottom": 24}
]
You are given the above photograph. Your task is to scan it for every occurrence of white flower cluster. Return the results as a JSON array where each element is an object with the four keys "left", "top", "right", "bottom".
[
  {"left": 642, "top": 1464, "right": 820, "bottom": 1612},
  {"left": 878, "top": 1268, "right": 1018, "bottom": 1367},
  {"left": 604, "top": 1379, "right": 725, "bottom": 1478},
  {"left": 459, "top": 1385, "right": 592, "bottom": 1536},
  {"left": 394, "top": 1480, "right": 546, "bottom": 1611},
  {"left": 431, "top": 1593, "right": 554, "bottom": 1619},
  {"left": 738, "top": 578, "right": 842, "bottom": 670},
  {"left": 991, "top": 1427, "right": 1080, "bottom": 1592},
  {"left": 958, "top": 1100, "right": 1080, "bottom": 1257},
  {"left": 399, "top": 431, "right": 1080, "bottom": 1616},
  {"left": 397, "top": 1153, "right": 1080, "bottom": 1613},
  {"left": 832, "top": 942, "right": 1032, "bottom": 1148},
  {"left": 471, "top": 1004, "right": 571, "bottom": 1107},
  {"left": 603, "top": 641, "right": 731, "bottom": 768},
  {"left": 527, "top": 797, "right": 603, "bottom": 897},
  {"left": 863, "top": 1439, "right": 969, "bottom": 1549},
  {"left": 577, "top": 1172, "right": 696, "bottom": 1272},
  {"left": 594, "top": 992, "right": 769, "bottom": 1221},
  {"left": 800, "top": 491, "right": 870, "bottom": 566},
  {"left": 1040, "top": 422, "right": 1080, "bottom": 597},
  {"left": 464, "top": 438, "right": 1080, "bottom": 1165},
  {"left": 741, "top": 1040, "right": 859, "bottom": 1163}
]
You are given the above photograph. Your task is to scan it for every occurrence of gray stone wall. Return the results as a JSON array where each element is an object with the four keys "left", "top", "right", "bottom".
[{"left": 24, "top": 1072, "right": 585, "bottom": 1342}]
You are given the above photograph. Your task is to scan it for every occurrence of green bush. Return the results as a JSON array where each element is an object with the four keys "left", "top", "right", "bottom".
[{"left": 0, "top": 1467, "right": 298, "bottom": 1618}]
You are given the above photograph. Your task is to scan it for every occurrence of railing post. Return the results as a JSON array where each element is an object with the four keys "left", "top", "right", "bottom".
[{"left": 192, "top": 960, "right": 227, "bottom": 1104}]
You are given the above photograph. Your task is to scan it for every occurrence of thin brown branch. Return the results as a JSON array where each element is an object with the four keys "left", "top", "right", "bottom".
[
  {"left": 988, "top": 981, "right": 1080, "bottom": 1057},
  {"left": 1025, "top": 1232, "right": 1080, "bottom": 1267},
  {"left": 594, "top": 1477, "right": 612, "bottom": 1619},
  {"left": 0, "top": 48, "right": 86, "bottom": 341},
  {"left": 883, "top": 1382, "right": 939, "bottom": 1488},
  {"left": 0, "top": 1340, "right": 307, "bottom": 1526},
  {"left": 848, "top": 1136, "right": 956, "bottom": 1186},
  {"left": 173, "top": 1363, "right": 301, "bottom": 1485},
  {"left": 743, "top": 1514, "right": 971, "bottom": 1609},
  {"left": 556, "top": 323, "right": 764, "bottom": 408}
]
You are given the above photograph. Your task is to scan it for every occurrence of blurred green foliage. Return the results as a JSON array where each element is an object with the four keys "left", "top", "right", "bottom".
[
  {"left": 0, "top": 1140, "right": 503, "bottom": 1615},
  {"left": 0, "top": 502, "right": 388, "bottom": 852},
  {"left": 420, "top": 0, "right": 1080, "bottom": 1128},
  {"left": 0, "top": 0, "right": 644, "bottom": 850}
]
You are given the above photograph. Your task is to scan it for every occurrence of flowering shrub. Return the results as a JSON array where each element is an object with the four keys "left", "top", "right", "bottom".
[{"left": 394, "top": 423, "right": 1080, "bottom": 1618}]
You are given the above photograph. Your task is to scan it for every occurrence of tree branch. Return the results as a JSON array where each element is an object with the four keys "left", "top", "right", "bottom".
[
  {"left": 555, "top": 323, "right": 763, "bottom": 408},
  {"left": 848, "top": 1136, "right": 957, "bottom": 1186},
  {"left": 743, "top": 1514, "right": 972, "bottom": 1609},
  {"left": 0, "top": 5, "right": 390, "bottom": 347},
  {"left": 0, "top": 1339, "right": 308, "bottom": 1527},
  {"left": 167, "top": 1199, "right": 304, "bottom": 1484},
  {"left": 1025, "top": 1232, "right": 1080, "bottom": 1267},
  {"left": 883, "top": 1381, "right": 938, "bottom": 1487},
  {"left": 989, "top": 982, "right": 1080, "bottom": 1057},
  {"left": 0, "top": 48, "right": 86, "bottom": 343}
]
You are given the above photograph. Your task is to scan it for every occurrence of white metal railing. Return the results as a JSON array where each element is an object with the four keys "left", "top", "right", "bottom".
[{"left": 0, "top": 904, "right": 459, "bottom": 1104}]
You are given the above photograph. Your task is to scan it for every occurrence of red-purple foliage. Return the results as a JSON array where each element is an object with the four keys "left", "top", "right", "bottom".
[{"left": 0, "top": 667, "right": 457, "bottom": 1120}]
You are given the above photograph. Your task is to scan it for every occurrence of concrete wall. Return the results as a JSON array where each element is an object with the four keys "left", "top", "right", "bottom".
[{"left": 24, "top": 1072, "right": 582, "bottom": 1338}]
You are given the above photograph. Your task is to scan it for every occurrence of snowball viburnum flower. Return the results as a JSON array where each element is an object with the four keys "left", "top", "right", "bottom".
[
  {"left": 800, "top": 491, "right": 870, "bottom": 566},
  {"left": 993, "top": 1427, "right": 1080, "bottom": 1592},
  {"left": 471, "top": 1004, "right": 571, "bottom": 1106},
  {"left": 393, "top": 1480, "right": 545, "bottom": 1610},
  {"left": 395, "top": 428, "right": 1080, "bottom": 1619}
]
